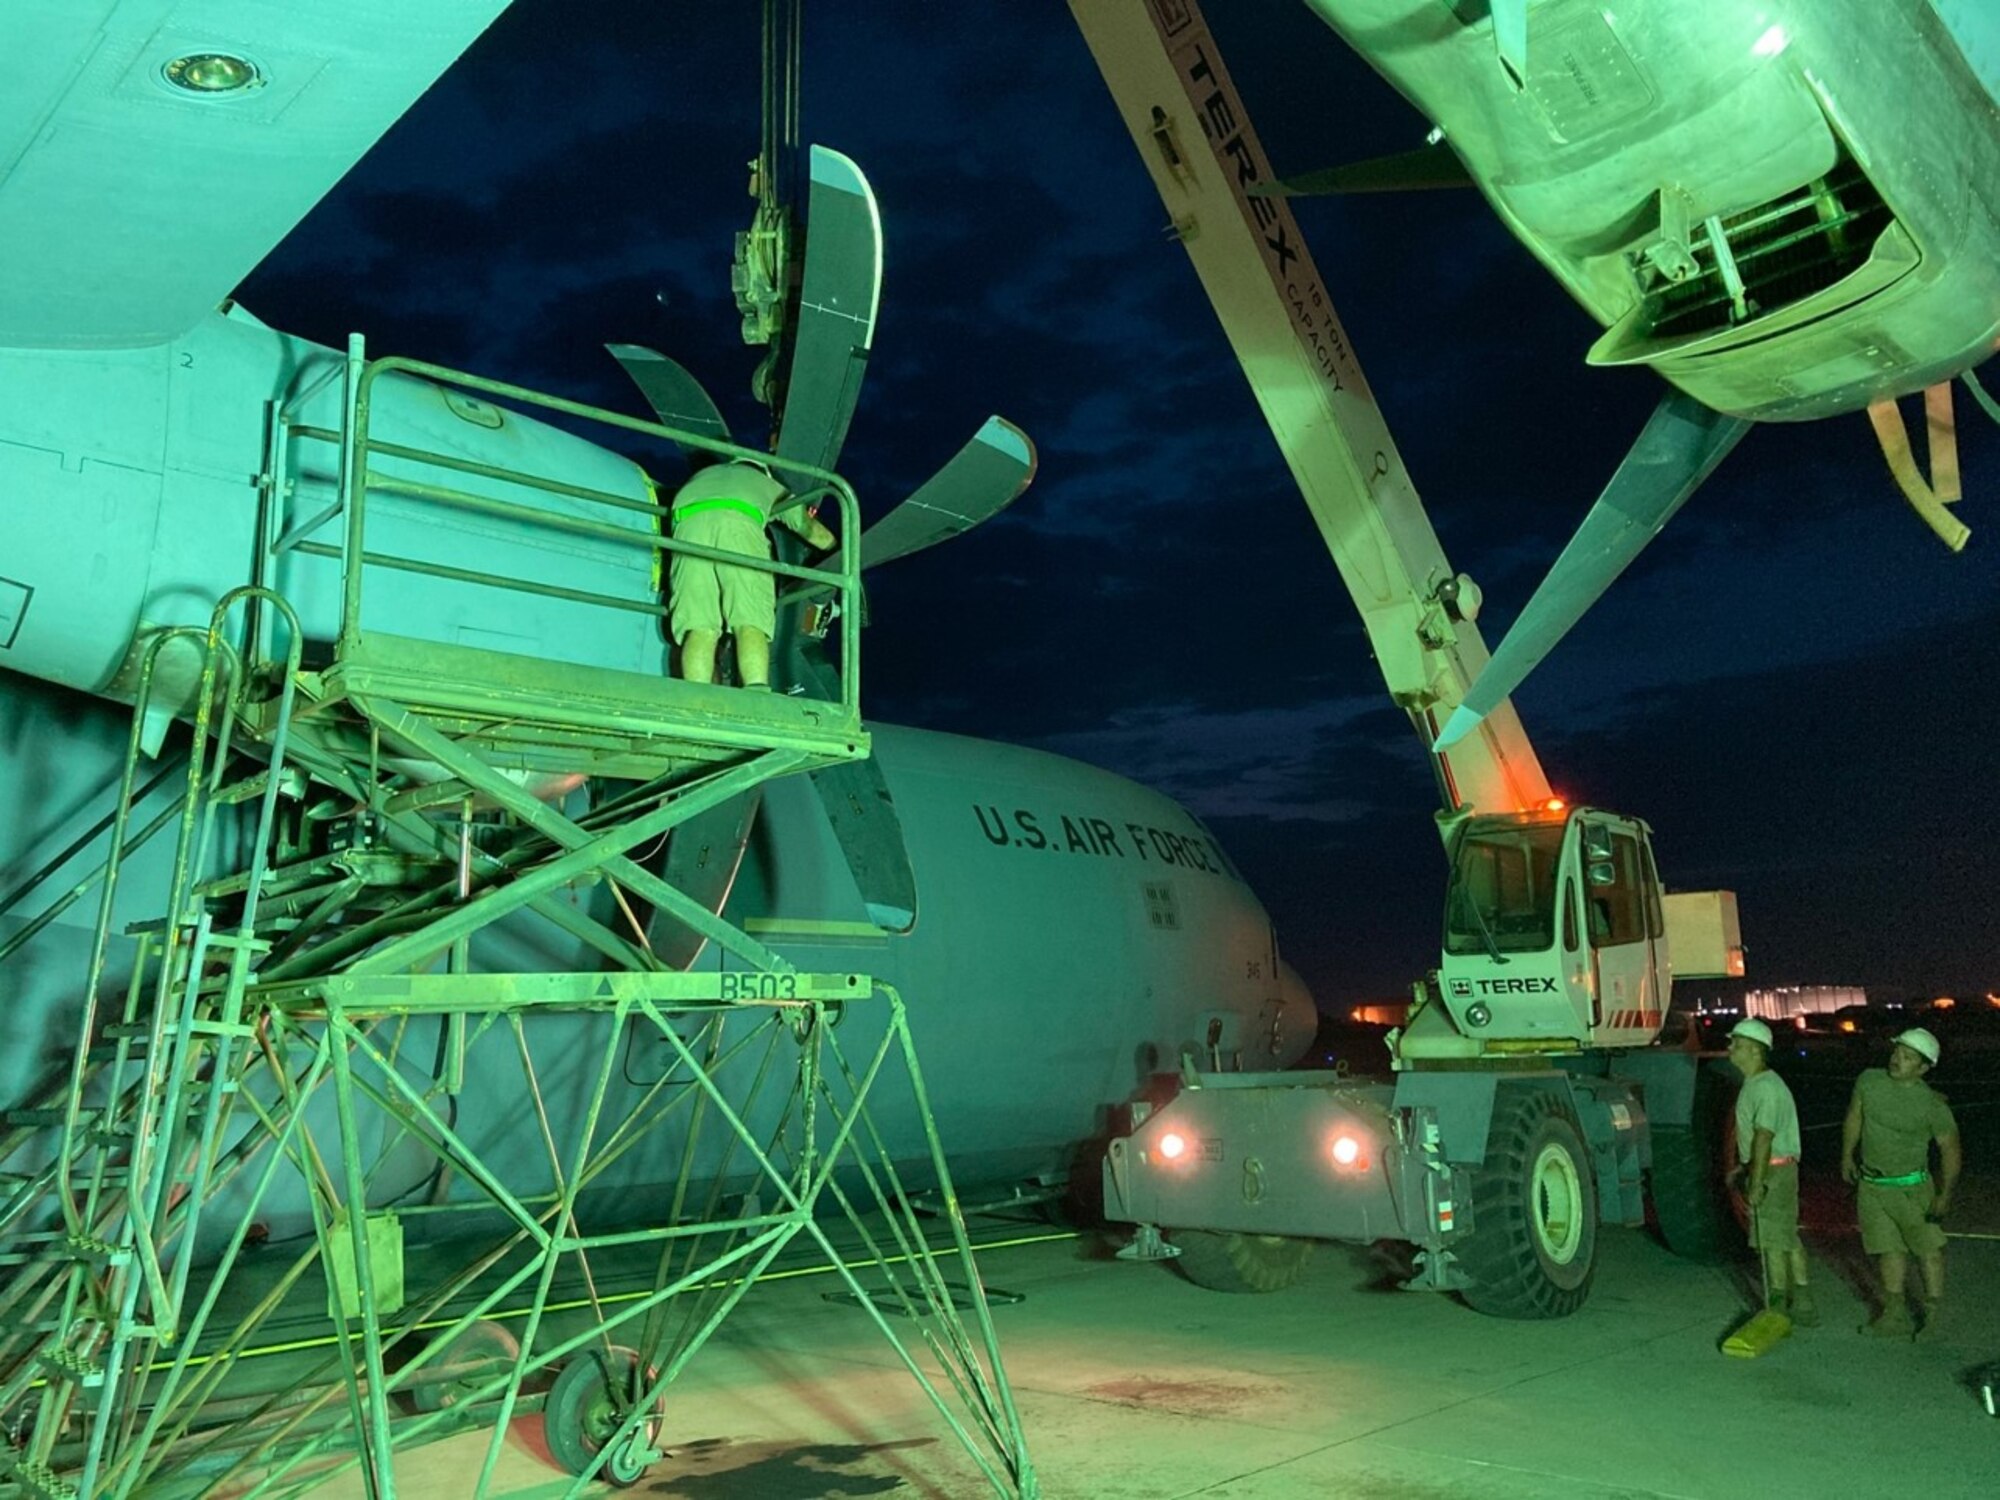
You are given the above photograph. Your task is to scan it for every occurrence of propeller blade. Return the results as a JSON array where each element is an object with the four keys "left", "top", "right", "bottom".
[
  {"left": 1248, "top": 142, "right": 1473, "bottom": 197},
  {"left": 773, "top": 145, "right": 883, "bottom": 475},
  {"left": 1433, "top": 390, "right": 1752, "bottom": 751},
  {"left": 773, "top": 651, "right": 916, "bottom": 929},
  {"left": 822, "top": 416, "right": 1037, "bottom": 573},
  {"left": 606, "top": 343, "right": 732, "bottom": 447},
  {"left": 646, "top": 787, "right": 763, "bottom": 969},
  {"left": 807, "top": 757, "right": 918, "bottom": 932}
]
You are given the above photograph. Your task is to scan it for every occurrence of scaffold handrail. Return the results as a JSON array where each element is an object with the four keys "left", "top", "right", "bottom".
[{"left": 311, "top": 338, "right": 865, "bottom": 722}]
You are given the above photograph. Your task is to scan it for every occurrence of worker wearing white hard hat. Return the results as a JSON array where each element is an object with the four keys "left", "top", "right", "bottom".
[
  {"left": 1724, "top": 1019, "right": 1814, "bottom": 1325},
  {"left": 1727, "top": 1017, "right": 1774, "bottom": 1049},
  {"left": 1840, "top": 1023, "right": 1961, "bottom": 1339},
  {"left": 1891, "top": 1027, "right": 1941, "bottom": 1066}
]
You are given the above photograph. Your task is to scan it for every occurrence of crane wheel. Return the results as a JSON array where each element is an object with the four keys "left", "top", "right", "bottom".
[
  {"left": 1457, "top": 1088, "right": 1597, "bottom": 1319},
  {"left": 1646, "top": 1061, "right": 1738, "bottom": 1263},
  {"left": 1170, "top": 1230, "right": 1314, "bottom": 1293}
]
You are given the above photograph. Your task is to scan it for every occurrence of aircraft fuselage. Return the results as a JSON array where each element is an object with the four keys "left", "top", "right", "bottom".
[{"left": 0, "top": 312, "right": 1316, "bottom": 1250}]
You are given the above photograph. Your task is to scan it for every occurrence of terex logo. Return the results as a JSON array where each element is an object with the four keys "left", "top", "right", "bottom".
[
  {"left": 1448, "top": 978, "right": 1473, "bottom": 999},
  {"left": 1474, "top": 977, "right": 1560, "bottom": 995}
]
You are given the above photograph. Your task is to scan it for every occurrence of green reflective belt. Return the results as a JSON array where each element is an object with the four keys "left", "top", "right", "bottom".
[
  {"left": 671, "top": 498, "right": 765, "bottom": 525},
  {"left": 1862, "top": 1170, "right": 1928, "bottom": 1187}
]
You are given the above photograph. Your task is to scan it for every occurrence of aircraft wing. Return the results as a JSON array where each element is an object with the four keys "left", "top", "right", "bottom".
[{"left": 0, "top": 0, "right": 510, "bottom": 349}]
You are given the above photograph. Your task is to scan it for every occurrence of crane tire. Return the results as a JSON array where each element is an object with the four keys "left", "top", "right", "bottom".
[
  {"left": 1646, "top": 1064, "right": 1738, "bottom": 1263},
  {"left": 1458, "top": 1088, "right": 1597, "bottom": 1319},
  {"left": 1171, "top": 1230, "right": 1314, "bottom": 1293}
]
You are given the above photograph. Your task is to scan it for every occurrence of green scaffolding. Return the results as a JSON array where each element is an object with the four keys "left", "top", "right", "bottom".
[{"left": 0, "top": 343, "right": 1037, "bottom": 1499}]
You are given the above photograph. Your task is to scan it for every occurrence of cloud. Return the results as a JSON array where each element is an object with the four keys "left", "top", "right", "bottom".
[{"left": 1035, "top": 693, "right": 1400, "bottom": 821}]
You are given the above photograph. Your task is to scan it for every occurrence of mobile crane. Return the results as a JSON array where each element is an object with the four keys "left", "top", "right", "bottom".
[{"left": 1071, "top": 0, "right": 1745, "bottom": 1315}]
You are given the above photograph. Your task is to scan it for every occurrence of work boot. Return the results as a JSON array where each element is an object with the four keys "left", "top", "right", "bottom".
[
  {"left": 1915, "top": 1299, "right": 1945, "bottom": 1342},
  {"left": 1788, "top": 1284, "right": 1820, "bottom": 1328},
  {"left": 1861, "top": 1299, "right": 1913, "bottom": 1338}
]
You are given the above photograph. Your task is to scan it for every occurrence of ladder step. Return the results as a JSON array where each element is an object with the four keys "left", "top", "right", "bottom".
[
  {"left": 38, "top": 1345, "right": 105, "bottom": 1388},
  {"left": 64, "top": 1234, "right": 133, "bottom": 1267},
  {"left": 5, "top": 1108, "right": 75, "bottom": 1127},
  {"left": 210, "top": 772, "right": 273, "bottom": 806},
  {"left": 0, "top": 1454, "right": 83, "bottom": 1500}
]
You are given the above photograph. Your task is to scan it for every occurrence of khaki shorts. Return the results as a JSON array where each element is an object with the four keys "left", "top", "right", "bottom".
[
  {"left": 1747, "top": 1163, "right": 1802, "bottom": 1253},
  {"left": 1858, "top": 1179, "right": 1946, "bottom": 1257},
  {"left": 668, "top": 511, "right": 773, "bottom": 642}
]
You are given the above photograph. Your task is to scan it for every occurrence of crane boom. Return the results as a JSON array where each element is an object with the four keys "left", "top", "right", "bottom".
[
  {"left": 1071, "top": 0, "right": 1550, "bottom": 821},
  {"left": 1073, "top": 0, "right": 1743, "bottom": 1060}
]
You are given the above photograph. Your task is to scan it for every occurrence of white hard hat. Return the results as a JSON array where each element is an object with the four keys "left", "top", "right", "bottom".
[
  {"left": 1728, "top": 1018, "right": 1774, "bottom": 1049},
  {"left": 1892, "top": 1027, "right": 1940, "bottom": 1066}
]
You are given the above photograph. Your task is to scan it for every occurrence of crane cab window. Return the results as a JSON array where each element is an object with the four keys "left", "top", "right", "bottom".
[
  {"left": 1444, "top": 820, "right": 1564, "bottom": 955},
  {"left": 1585, "top": 828, "right": 1648, "bottom": 949}
]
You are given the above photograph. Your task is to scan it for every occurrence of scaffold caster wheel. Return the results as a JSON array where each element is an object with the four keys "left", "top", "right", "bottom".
[
  {"left": 410, "top": 1320, "right": 519, "bottom": 1413},
  {"left": 604, "top": 1428, "right": 652, "bottom": 1486},
  {"left": 546, "top": 1345, "right": 660, "bottom": 1485}
]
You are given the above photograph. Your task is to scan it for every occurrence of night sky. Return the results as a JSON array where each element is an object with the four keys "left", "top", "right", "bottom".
[{"left": 237, "top": 1, "right": 1999, "bottom": 1010}]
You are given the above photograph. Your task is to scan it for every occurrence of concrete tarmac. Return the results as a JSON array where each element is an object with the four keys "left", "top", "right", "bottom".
[{"left": 299, "top": 1198, "right": 2000, "bottom": 1500}]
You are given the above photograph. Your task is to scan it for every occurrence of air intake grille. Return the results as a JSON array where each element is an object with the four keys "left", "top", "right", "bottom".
[{"left": 1642, "top": 156, "right": 1894, "bottom": 343}]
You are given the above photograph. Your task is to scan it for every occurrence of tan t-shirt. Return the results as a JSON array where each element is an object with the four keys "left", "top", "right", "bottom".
[
  {"left": 1735, "top": 1069, "right": 1802, "bottom": 1164},
  {"left": 1852, "top": 1067, "right": 1957, "bottom": 1176},
  {"left": 670, "top": 461, "right": 788, "bottom": 527}
]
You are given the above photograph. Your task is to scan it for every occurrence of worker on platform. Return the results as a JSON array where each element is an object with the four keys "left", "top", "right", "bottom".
[
  {"left": 1841, "top": 1027, "right": 1961, "bottom": 1340},
  {"left": 667, "top": 453, "right": 834, "bottom": 688},
  {"left": 1725, "top": 1018, "right": 1816, "bottom": 1326}
]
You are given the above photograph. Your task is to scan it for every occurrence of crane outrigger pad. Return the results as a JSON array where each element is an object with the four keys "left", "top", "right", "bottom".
[{"left": 1722, "top": 1306, "right": 1793, "bottom": 1357}]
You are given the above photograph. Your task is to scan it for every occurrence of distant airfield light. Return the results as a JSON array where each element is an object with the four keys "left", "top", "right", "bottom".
[
  {"left": 1932, "top": 996, "right": 1956, "bottom": 1009},
  {"left": 1542, "top": 797, "right": 1567, "bottom": 814},
  {"left": 1157, "top": 1131, "right": 1189, "bottom": 1163},
  {"left": 163, "top": 52, "right": 263, "bottom": 95},
  {"left": 1751, "top": 25, "right": 1790, "bottom": 59},
  {"left": 1839, "top": 1019, "right": 1856, "bottom": 1033}
]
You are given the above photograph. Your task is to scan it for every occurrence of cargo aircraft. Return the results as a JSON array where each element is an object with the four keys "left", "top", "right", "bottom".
[{"left": 0, "top": 0, "right": 1314, "bottom": 1255}]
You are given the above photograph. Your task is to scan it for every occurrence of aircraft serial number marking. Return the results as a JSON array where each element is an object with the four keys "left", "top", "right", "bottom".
[
  {"left": 717, "top": 972, "right": 797, "bottom": 1001},
  {"left": 971, "top": 805, "right": 1231, "bottom": 878}
]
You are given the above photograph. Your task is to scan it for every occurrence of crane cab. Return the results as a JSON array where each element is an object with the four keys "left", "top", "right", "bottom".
[{"left": 1400, "top": 807, "right": 1696, "bottom": 1061}]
